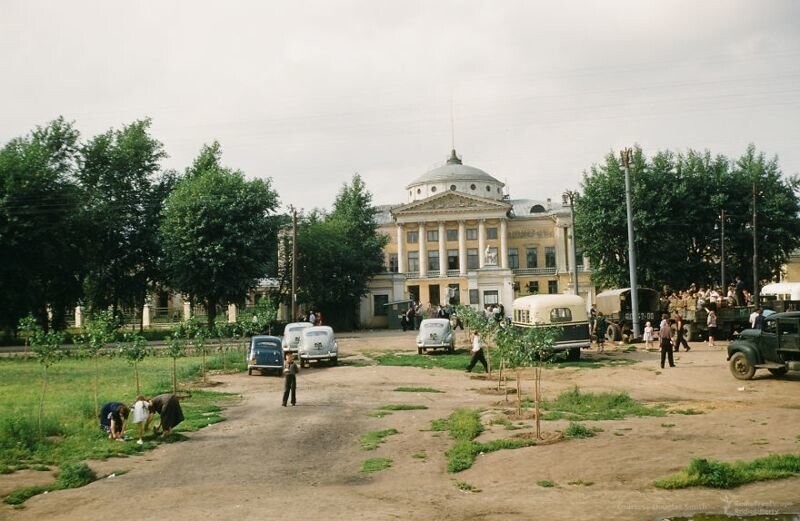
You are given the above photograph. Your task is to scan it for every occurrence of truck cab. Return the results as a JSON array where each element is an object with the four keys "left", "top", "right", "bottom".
[{"left": 727, "top": 311, "right": 800, "bottom": 380}]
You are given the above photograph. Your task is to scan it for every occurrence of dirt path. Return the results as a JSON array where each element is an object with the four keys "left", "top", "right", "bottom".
[{"left": 2, "top": 331, "right": 799, "bottom": 520}]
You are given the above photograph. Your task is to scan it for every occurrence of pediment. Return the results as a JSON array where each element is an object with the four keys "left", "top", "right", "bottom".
[{"left": 391, "top": 192, "right": 511, "bottom": 218}]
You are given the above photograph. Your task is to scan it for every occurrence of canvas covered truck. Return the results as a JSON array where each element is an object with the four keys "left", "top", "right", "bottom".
[{"left": 595, "top": 288, "right": 661, "bottom": 342}]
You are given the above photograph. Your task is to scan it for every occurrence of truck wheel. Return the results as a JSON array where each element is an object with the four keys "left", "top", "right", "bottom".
[
  {"left": 729, "top": 352, "right": 756, "bottom": 380},
  {"left": 768, "top": 367, "right": 788, "bottom": 377},
  {"left": 567, "top": 348, "right": 580, "bottom": 361},
  {"left": 606, "top": 324, "right": 621, "bottom": 342},
  {"left": 447, "top": 343, "right": 454, "bottom": 353},
  {"left": 248, "top": 368, "right": 252, "bottom": 376}
]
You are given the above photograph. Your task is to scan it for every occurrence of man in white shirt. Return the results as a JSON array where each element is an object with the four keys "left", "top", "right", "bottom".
[{"left": 465, "top": 332, "right": 489, "bottom": 373}]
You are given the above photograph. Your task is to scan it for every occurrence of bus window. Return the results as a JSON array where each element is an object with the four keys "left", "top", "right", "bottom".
[{"left": 550, "top": 308, "right": 572, "bottom": 323}]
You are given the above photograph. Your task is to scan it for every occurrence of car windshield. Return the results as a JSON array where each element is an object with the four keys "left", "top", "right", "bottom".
[
  {"left": 306, "top": 331, "right": 330, "bottom": 337},
  {"left": 254, "top": 341, "right": 279, "bottom": 349},
  {"left": 288, "top": 326, "right": 307, "bottom": 334}
]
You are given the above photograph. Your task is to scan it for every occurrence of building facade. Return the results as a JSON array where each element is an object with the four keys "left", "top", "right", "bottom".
[{"left": 360, "top": 150, "right": 595, "bottom": 328}]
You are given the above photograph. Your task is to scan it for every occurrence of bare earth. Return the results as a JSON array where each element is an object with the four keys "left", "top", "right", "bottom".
[{"left": 2, "top": 330, "right": 799, "bottom": 521}]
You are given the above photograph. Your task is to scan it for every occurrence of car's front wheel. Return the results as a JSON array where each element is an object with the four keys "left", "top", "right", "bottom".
[
  {"left": 248, "top": 368, "right": 252, "bottom": 375},
  {"left": 729, "top": 352, "right": 756, "bottom": 380},
  {"left": 768, "top": 366, "right": 788, "bottom": 377},
  {"left": 330, "top": 357, "right": 338, "bottom": 366},
  {"left": 417, "top": 347, "right": 423, "bottom": 355}
]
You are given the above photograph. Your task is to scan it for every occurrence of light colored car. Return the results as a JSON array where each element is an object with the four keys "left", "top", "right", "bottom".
[
  {"left": 282, "top": 322, "right": 313, "bottom": 354},
  {"left": 416, "top": 318, "right": 455, "bottom": 354},
  {"left": 298, "top": 326, "right": 338, "bottom": 367},
  {"left": 247, "top": 335, "right": 284, "bottom": 376}
]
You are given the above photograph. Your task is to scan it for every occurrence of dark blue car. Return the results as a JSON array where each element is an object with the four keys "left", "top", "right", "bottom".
[{"left": 247, "top": 335, "right": 284, "bottom": 376}]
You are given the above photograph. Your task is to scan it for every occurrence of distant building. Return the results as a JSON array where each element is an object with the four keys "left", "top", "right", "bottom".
[{"left": 360, "top": 149, "right": 594, "bottom": 328}]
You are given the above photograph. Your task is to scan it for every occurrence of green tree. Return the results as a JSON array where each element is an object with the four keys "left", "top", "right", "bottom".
[
  {"left": 0, "top": 118, "right": 85, "bottom": 333},
  {"left": 293, "top": 175, "right": 388, "bottom": 329},
  {"left": 19, "top": 315, "right": 64, "bottom": 437},
  {"left": 78, "top": 118, "right": 173, "bottom": 324},
  {"left": 78, "top": 310, "right": 119, "bottom": 416},
  {"left": 576, "top": 146, "right": 800, "bottom": 291},
  {"left": 165, "top": 325, "right": 188, "bottom": 393},
  {"left": 160, "top": 142, "right": 280, "bottom": 328},
  {"left": 118, "top": 332, "right": 151, "bottom": 395}
]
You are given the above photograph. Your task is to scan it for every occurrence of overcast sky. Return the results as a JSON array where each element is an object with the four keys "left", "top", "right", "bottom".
[{"left": 2, "top": 1, "right": 799, "bottom": 212}]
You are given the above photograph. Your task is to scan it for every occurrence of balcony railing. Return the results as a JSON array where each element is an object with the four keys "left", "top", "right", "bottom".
[{"left": 512, "top": 267, "right": 557, "bottom": 276}]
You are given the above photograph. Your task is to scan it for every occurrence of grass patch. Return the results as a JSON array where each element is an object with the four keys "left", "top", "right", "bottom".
[
  {"left": 654, "top": 454, "right": 800, "bottom": 489},
  {"left": 454, "top": 480, "right": 481, "bottom": 493},
  {"left": 670, "top": 408, "right": 704, "bottom": 415},
  {"left": 371, "top": 351, "right": 477, "bottom": 371},
  {"left": 540, "top": 387, "right": 666, "bottom": 421},
  {"left": 430, "top": 418, "right": 448, "bottom": 431},
  {"left": 564, "top": 422, "right": 600, "bottom": 439},
  {"left": 378, "top": 404, "right": 428, "bottom": 411},
  {"left": 359, "top": 429, "right": 399, "bottom": 451},
  {"left": 0, "top": 351, "right": 243, "bottom": 472},
  {"left": 661, "top": 423, "right": 676, "bottom": 428},
  {"left": 442, "top": 408, "right": 535, "bottom": 472},
  {"left": 489, "top": 417, "right": 525, "bottom": 430},
  {"left": 3, "top": 462, "right": 96, "bottom": 505},
  {"left": 368, "top": 411, "right": 392, "bottom": 418},
  {"left": 567, "top": 479, "right": 594, "bottom": 486},
  {"left": 361, "top": 457, "right": 392, "bottom": 473},
  {"left": 537, "top": 479, "right": 556, "bottom": 487},
  {"left": 394, "top": 387, "right": 443, "bottom": 393}
]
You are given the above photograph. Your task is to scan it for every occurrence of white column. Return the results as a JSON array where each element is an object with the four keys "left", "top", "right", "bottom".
[
  {"left": 438, "top": 221, "right": 447, "bottom": 277},
  {"left": 142, "top": 304, "right": 152, "bottom": 328},
  {"left": 74, "top": 306, "right": 84, "bottom": 328},
  {"left": 183, "top": 300, "right": 192, "bottom": 320},
  {"left": 478, "top": 219, "right": 486, "bottom": 269},
  {"left": 458, "top": 220, "right": 467, "bottom": 275},
  {"left": 500, "top": 218, "right": 508, "bottom": 269},
  {"left": 228, "top": 303, "right": 238, "bottom": 324},
  {"left": 418, "top": 222, "right": 427, "bottom": 277},
  {"left": 396, "top": 224, "right": 406, "bottom": 273}
]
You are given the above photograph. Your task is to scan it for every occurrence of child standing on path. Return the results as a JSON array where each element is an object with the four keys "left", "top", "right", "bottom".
[
  {"left": 643, "top": 321, "right": 654, "bottom": 349},
  {"left": 283, "top": 353, "right": 299, "bottom": 406}
]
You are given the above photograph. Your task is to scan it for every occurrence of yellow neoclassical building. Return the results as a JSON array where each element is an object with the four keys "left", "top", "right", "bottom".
[{"left": 360, "top": 150, "right": 595, "bottom": 328}]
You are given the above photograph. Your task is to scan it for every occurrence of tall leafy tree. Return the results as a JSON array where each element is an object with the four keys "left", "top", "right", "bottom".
[
  {"left": 294, "top": 175, "right": 389, "bottom": 329},
  {"left": 160, "top": 142, "right": 280, "bottom": 328},
  {"left": 0, "top": 118, "right": 85, "bottom": 333},
  {"left": 576, "top": 146, "right": 800, "bottom": 292},
  {"left": 78, "top": 119, "right": 172, "bottom": 323}
]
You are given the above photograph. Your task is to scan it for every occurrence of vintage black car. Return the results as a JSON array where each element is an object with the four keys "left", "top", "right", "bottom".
[
  {"left": 727, "top": 311, "right": 800, "bottom": 380},
  {"left": 247, "top": 335, "right": 284, "bottom": 376}
]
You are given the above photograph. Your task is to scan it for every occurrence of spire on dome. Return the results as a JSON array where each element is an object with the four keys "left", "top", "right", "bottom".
[{"left": 446, "top": 149, "right": 462, "bottom": 165}]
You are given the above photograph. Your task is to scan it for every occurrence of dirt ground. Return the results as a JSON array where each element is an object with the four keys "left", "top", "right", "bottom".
[{"left": 2, "top": 330, "right": 799, "bottom": 521}]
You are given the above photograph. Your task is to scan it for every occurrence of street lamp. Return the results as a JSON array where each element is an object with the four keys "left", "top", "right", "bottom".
[
  {"left": 620, "top": 148, "right": 640, "bottom": 339},
  {"left": 562, "top": 190, "right": 579, "bottom": 296}
]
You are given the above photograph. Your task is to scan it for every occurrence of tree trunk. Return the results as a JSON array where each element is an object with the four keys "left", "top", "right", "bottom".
[
  {"left": 516, "top": 369, "right": 522, "bottom": 416},
  {"left": 207, "top": 297, "right": 217, "bottom": 330},
  {"left": 535, "top": 366, "right": 542, "bottom": 439},
  {"left": 38, "top": 365, "right": 48, "bottom": 438},
  {"left": 94, "top": 356, "right": 99, "bottom": 418},
  {"left": 134, "top": 360, "right": 140, "bottom": 395}
]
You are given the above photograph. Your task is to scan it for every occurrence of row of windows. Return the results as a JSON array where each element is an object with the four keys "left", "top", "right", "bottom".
[
  {"left": 388, "top": 247, "right": 556, "bottom": 271},
  {"left": 410, "top": 184, "right": 503, "bottom": 197},
  {"left": 373, "top": 281, "right": 559, "bottom": 317},
  {"left": 406, "top": 227, "right": 498, "bottom": 244}
]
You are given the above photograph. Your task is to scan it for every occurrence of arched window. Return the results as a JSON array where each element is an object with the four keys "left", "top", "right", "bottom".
[{"left": 529, "top": 204, "right": 546, "bottom": 213}]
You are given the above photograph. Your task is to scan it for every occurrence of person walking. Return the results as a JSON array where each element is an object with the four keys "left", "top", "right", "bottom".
[
  {"left": 659, "top": 313, "right": 675, "bottom": 368},
  {"left": 466, "top": 331, "right": 489, "bottom": 373},
  {"left": 673, "top": 312, "right": 690, "bottom": 352},
  {"left": 282, "top": 353, "right": 299, "bottom": 406},
  {"left": 707, "top": 308, "right": 718, "bottom": 348},
  {"left": 643, "top": 321, "right": 654, "bottom": 349}
]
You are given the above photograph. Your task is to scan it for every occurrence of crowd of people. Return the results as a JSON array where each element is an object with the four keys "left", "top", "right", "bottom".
[
  {"left": 661, "top": 277, "right": 751, "bottom": 314},
  {"left": 99, "top": 393, "right": 185, "bottom": 444},
  {"left": 400, "top": 301, "right": 466, "bottom": 331}
]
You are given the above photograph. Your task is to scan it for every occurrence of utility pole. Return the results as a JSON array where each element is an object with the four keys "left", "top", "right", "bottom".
[
  {"left": 720, "top": 209, "right": 726, "bottom": 292},
  {"left": 563, "top": 190, "right": 579, "bottom": 296},
  {"left": 752, "top": 182, "right": 759, "bottom": 306},
  {"left": 621, "top": 148, "right": 640, "bottom": 340},
  {"left": 291, "top": 206, "right": 298, "bottom": 321}
]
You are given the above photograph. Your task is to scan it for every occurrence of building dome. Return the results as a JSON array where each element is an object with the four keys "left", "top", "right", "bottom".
[{"left": 405, "top": 150, "right": 506, "bottom": 203}]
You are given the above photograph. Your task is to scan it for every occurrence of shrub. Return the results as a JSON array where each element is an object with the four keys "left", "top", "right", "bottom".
[
  {"left": 56, "top": 462, "right": 96, "bottom": 489},
  {"left": 564, "top": 422, "right": 599, "bottom": 439},
  {"left": 448, "top": 409, "right": 483, "bottom": 441}
]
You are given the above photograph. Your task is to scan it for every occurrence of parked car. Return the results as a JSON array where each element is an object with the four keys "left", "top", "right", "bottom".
[
  {"left": 298, "top": 326, "right": 338, "bottom": 367},
  {"left": 248, "top": 335, "right": 284, "bottom": 376},
  {"left": 416, "top": 318, "right": 455, "bottom": 354},
  {"left": 727, "top": 311, "right": 800, "bottom": 380},
  {"left": 511, "top": 294, "right": 591, "bottom": 361},
  {"left": 282, "top": 322, "right": 313, "bottom": 354}
]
